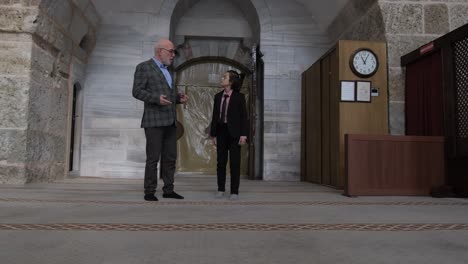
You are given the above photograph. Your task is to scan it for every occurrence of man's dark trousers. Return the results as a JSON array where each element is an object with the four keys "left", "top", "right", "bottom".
[{"left": 144, "top": 125, "right": 177, "bottom": 195}]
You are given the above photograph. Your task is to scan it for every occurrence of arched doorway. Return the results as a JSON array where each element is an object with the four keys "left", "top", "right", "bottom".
[{"left": 175, "top": 58, "right": 252, "bottom": 177}]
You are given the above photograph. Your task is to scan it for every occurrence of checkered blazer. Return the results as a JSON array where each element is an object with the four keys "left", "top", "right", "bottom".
[{"left": 132, "top": 59, "right": 180, "bottom": 128}]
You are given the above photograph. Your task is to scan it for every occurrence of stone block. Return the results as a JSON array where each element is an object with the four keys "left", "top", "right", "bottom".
[
  {"left": 263, "top": 120, "right": 290, "bottom": 134},
  {"left": 26, "top": 0, "right": 41, "bottom": 7},
  {"left": 82, "top": 129, "right": 122, "bottom": 150},
  {"left": 25, "top": 162, "right": 50, "bottom": 182},
  {"left": 389, "top": 101, "right": 405, "bottom": 135},
  {"left": 288, "top": 99, "right": 302, "bottom": 113},
  {"left": 48, "top": 161, "right": 66, "bottom": 181},
  {"left": 91, "top": 40, "right": 143, "bottom": 62},
  {"left": 0, "top": 76, "right": 30, "bottom": 128},
  {"left": 80, "top": 149, "right": 134, "bottom": 177},
  {"left": 25, "top": 129, "right": 66, "bottom": 164},
  {"left": 126, "top": 149, "right": 146, "bottom": 163},
  {"left": 263, "top": 162, "right": 300, "bottom": 181},
  {"left": 449, "top": 4, "right": 468, "bottom": 31},
  {"left": 277, "top": 48, "right": 294, "bottom": 64},
  {"left": 27, "top": 78, "right": 68, "bottom": 134},
  {"left": 96, "top": 162, "right": 144, "bottom": 178},
  {"left": 47, "top": 81, "right": 69, "bottom": 135},
  {"left": 264, "top": 121, "right": 277, "bottom": 134},
  {"left": 263, "top": 81, "right": 277, "bottom": 100},
  {"left": 0, "top": 164, "right": 26, "bottom": 184},
  {"left": 380, "top": 3, "right": 423, "bottom": 34},
  {"left": 124, "top": 129, "right": 146, "bottom": 149},
  {"left": 30, "top": 42, "right": 55, "bottom": 76},
  {"left": 0, "top": 129, "right": 27, "bottom": 162},
  {"left": 0, "top": 6, "right": 38, "bottom": 32},
  {"left": 264, "top": 100, "right": 275, "bottom": 112},
  {"left": 24, "top": 162, "right": 64, "bottom": 183},
  {"left": 26, "top": 88, "right": 47, "bottom": 131},
  {"left": 33, "top": 12, "right": 57, "bottom": 44},
  {"left": 276, "top": 122, "right": 289, "bottom": 134},
  {"left": 83, "top": 117, "right": 140, "bottom": 130},
  {"left": 386, "top": 35, "right": 436, "bottom": 67},
  {"left": 276, "top": 100, "right": 290, "bottom": 112},
  {"left": 424, "top": 4, "right": 449, "bottom": 34},
  {"left": 388, "top": 66, "right": 405, "bottom": 102},
  {"left": 0, "top": 35, "right": 32, "bottom": 74}
]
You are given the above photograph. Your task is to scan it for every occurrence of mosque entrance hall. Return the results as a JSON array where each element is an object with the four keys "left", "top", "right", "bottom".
[{"left": 1, "top": 0, "right": 468, "bottom": 263}]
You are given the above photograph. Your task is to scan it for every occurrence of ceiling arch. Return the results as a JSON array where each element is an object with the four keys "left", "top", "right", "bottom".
[{"left": 168, "top": 0, "right": 264, "bottom": 43}]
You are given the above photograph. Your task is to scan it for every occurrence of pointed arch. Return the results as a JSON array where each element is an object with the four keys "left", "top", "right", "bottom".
[{"left": 159, "top": 0, "right": 272, "bottom": 43}]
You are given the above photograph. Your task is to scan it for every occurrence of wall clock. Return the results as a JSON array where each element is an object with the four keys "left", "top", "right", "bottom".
[{"left": 350, "top": 48, "right": 379, "bottom": 78}]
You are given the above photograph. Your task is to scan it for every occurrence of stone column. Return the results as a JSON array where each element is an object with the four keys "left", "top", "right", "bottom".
[
  {"left": 0, "top": 2, "right": 38, "bottom": 184},
  {"left": 0, "top": 0, "right": 100, "bottom": 184}
]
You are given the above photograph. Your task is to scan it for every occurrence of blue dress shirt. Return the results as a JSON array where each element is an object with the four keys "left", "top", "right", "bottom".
[{"left": 152, "top": 57, "right": 172, "bottom": 88}]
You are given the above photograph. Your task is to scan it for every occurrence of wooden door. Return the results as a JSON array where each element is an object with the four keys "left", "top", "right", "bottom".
[
  {"left": 321, "top": 55, "right": 331, "bottom": 185},
  {"left": 302, "top": 62, "right": 322, "bottom": 183}
]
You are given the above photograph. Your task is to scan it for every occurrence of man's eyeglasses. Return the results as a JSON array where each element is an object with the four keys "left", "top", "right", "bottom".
[{"left": 160, "top": 48, "right": 177, "bottom": 55}]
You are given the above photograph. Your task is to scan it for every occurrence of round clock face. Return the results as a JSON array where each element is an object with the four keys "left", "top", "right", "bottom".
[{"left": 350, "top": 49, "right": 379, "bottom": 78}]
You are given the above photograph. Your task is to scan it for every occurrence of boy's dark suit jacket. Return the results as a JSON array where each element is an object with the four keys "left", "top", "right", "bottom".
[{"left": 210, "top": 90, "right": 248, "bottom": 138}]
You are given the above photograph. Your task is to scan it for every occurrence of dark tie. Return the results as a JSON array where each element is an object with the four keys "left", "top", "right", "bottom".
[{"left": 219, "top": 94, "right": 229, "bottom": 124}]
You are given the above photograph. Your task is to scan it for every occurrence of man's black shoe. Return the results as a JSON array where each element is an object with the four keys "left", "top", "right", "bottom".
[
  {"left": 162, "top": 192, "right": 184, "bottom": 199},
  {"left": 144, "top": 194, "right": 159, "bottom": 201}
]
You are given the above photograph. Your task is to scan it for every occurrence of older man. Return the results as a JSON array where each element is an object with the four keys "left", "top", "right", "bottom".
[{"left": 132, "top": 39, "right": 188, "bottom": 201}]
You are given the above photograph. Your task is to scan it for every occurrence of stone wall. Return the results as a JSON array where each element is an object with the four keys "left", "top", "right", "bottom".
[
  {"left": 327, "top": 0, "right": 468, "bottom": 135},
  {"left": 0, "top": 0, "right": 100, "bottom": 183},
  {"left": 80, "top": 1, "right": 168, "bottom": 178},
  {"left": 259, "top": 0, "right": 330, "bottom": 181}
]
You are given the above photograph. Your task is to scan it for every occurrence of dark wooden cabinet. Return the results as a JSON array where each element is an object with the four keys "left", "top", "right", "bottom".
[{"left": 301, "top": 40, "right": 389, "bottom": 189}]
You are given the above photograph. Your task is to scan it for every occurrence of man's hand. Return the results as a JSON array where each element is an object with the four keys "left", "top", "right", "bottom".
[
  {"left": 160, "top": 95, "right": 172, "bottom": 105},
  {"left": 211, "top": 137, "right": 217, "bottom": 146},
  {"left": 179, "top": 94, "right": 189, "bottom": 104}
]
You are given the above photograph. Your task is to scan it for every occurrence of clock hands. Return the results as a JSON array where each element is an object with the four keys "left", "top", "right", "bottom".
[
  {"left": 352, "top": 49, "right": 378, "bottom": 77},
  {"left": 360, "top": 53, "right": 369, "bottom": 65},
  {"left": 363, "top": 53, "right": 370, "bottom": 64}
]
